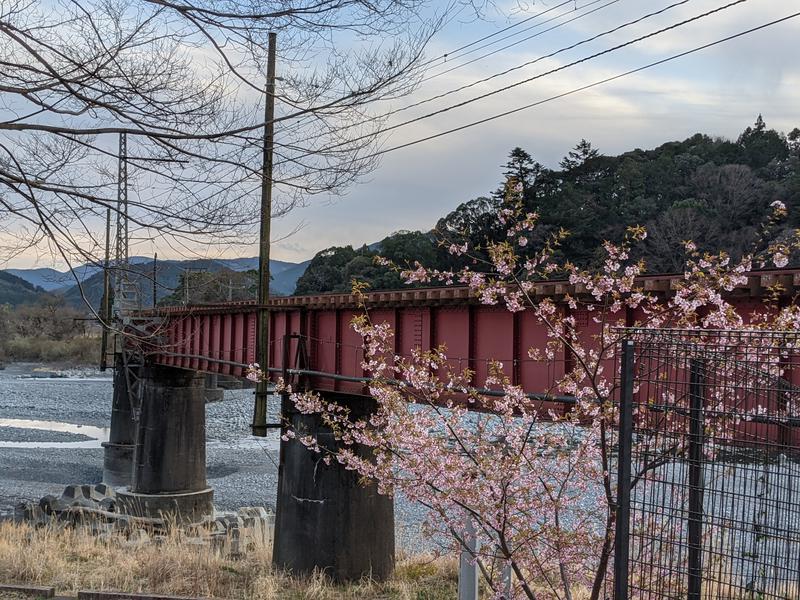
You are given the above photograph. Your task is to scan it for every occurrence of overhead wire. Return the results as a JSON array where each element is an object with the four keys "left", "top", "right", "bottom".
[
  {"left": 417, "top": 0, "right": 621, "bottom": 84},
  {"left": 274, "top": 0, "right": 691, "bottom": 159},
  {"left": 274, "top": 0, "right": 747, "bottom": 168},
  {"left": 251, "top": 0, "right": 580, "bottom": 140},
  {"left": 417, "top": 0, "right": 578, "bottom": 69},
  {"left": 270, "top": 0, "right": 622, "bottom": 150},
  {"left": 367, "top": 0, "right": 752, "bottom": 142},
  {"left": 265, "top": 0, "right": 610, "bottom": 143},
  {"left": 361, "top": 10, "right": 800, "bottom": 159},
  {"left": 189, "top": 0, "right": 625, "bottom": 173}
]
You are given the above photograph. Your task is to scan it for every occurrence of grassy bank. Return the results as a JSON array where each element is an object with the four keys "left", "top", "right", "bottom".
[
  {"left": 0, "top": 336, "right": 99, "bottom": 365},
  {"left": 0, "top": 522, "right": 456, "bottom": 599}
]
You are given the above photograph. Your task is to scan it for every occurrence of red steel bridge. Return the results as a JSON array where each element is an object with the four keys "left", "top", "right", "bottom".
[
  {"left": 139, "top": 269, "right": 800, "bottom": 396},
  {"left": 111, "top": 268, "right": 800, "bottom": 581}
]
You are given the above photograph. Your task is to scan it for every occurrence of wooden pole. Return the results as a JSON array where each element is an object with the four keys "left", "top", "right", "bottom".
[
  {"left": 152, "top": 253, "right": 157, "bottom": 307},
  {"left": 252, "top": 31, "right": 277, "bottom": 437}
]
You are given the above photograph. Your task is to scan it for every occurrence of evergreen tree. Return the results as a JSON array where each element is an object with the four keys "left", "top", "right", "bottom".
[
  {"left": 559, "top": 139, "right": 600, "bottom": 171},
  {"left": 494, "top": 147, "right": 542, "bottom": 201},
  {"left": 293, "top": 121, "right": 800, "bottom": 295},
  {"left": 737, "top": 114, "right": 789, "bottom": 169},
  {"left": 789, "top": 128, "right": 800, "bottom": 157}
]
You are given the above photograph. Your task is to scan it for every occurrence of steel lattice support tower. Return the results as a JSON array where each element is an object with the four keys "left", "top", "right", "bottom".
[
  {"left": 115, "top": 132, "right": 129, "bottom": 275},
  {"left": 110, "top": 132, "right": 146, "bottom": 419}
]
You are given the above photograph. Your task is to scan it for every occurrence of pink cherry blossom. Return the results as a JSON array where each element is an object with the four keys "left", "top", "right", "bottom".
[{"left": 256, "top": 182, "right": 800, "bottom": 600}]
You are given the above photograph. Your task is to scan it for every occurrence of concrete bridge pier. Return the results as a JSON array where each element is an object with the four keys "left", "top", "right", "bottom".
[
  {"left": 117, "top": 364, "right": 213, "bottom": 523},
  {"left": 101, "top": 354, "right": 136, "bottom": 488},
  {"left": 273, "top": 392, "right": 395, "bottom": 582},
  {"left": 204, "top": 373, "right": 224, "bottom": 402}
]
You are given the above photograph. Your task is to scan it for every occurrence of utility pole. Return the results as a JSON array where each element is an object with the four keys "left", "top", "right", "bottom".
[
  {"left": 252, "top": 31, "right": 277, "bottom": 437},
  {"left": 152, "top": 253, "right": 157, "bottom": 307},
  {"left": 183, "top": 268, "right": 190, "bottom": 305},
  {"left": 99, "top": 204, "right": 112, "bottom": 371}
]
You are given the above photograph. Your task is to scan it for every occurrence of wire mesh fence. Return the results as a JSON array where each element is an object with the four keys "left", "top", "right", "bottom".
[{"left": 614, "top": 329, "right": 800, "bottom": 599}]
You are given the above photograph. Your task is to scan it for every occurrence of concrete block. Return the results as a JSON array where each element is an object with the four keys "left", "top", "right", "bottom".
[
  {"left": 78, "top": 591, "right": 216, "bottom": 600},
  {"left": 94, "top": 483, "right": 113, "bottom": 498},
  {"left": 40, "top": 495, "right": 67, "bottom": 515},
  {"left": 0, "top": 584, "right": 55, "bottom": 598},
  {"left": 61, "top": 485, "right": 84, "bottom": 501}
]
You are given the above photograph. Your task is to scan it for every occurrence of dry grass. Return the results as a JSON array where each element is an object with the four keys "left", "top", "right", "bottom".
[
  {"left": 0, "top": 522, "right": 457, "bottom": 599},
  {"left": 3, "top": 336, "right": 98, "bottom": 364}
]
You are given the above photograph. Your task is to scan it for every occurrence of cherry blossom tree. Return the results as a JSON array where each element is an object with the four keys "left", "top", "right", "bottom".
[{"left": 250, "top": 185, "right": 800, "bottom": 599}]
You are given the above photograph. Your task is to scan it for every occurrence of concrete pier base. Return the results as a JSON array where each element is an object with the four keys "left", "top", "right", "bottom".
[
  {"left": 273, "top": 393, "right": 395, "bottom": 582},
  {"left": 204, "top": 373, "right": 224, "bottom": 403},
  {"left": 119, "top": 365, "right": 213, "bottom": 523},
  {"left": 101, "top": 442, "right": 134, "bottom": 488},
  {"left": 102, "top": 354, "right": 136, "bottom": 488},
  {"left": 116, "top": 488, "right": 213, "bottom": 524}
]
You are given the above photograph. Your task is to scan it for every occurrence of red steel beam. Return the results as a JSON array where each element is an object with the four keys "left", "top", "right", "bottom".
[{"left": 144, "top": 269, "right": 800, "bottom": 396}]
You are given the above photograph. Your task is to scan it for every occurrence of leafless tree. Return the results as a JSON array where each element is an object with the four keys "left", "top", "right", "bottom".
[
  {"left": 0, "top": 0, "right": 471, "bottom": 290},
  {"left": 644, "top": 164, "right": 780, "bottom": 272}
]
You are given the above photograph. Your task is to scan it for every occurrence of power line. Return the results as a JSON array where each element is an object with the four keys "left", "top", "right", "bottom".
[
  {"left": 210, "top": 0, "right": 623, "bottom": 164},
  {"left": 415, "top": 0, "right": 680, "bottom": 96},
  {"left": 275, "top": 0, "right": 687, "bottom": 158},
  {"left": 379, "top": 0, "right": 750, "bottom": 137},
  {"left": 418, "top": 0, "right": 618, "bottom": 84},
  {"left": 387, "top": 0, "right": 578, "bottom": 74},
  {"left": 277, "top": 0, "right": 746, "bottom": 165},
  {"left": 265, "top": 0, "right": 615, "bottom": 146},
  {"left": 272, "top": 0, "right": 620, "bottom": 152},
  {"left": 261, "top": 0, "right": 579, "bottom": 133},
  {"left": 364, "top": 10, "right": 800, "bottom": 159}
]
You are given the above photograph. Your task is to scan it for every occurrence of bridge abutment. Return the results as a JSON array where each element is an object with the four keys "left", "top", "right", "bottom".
[
  {"left": 101, "top": 354, "right": 136, "bottom": 488},
  {"left": 117, "top": 364, "right": 213, "bottom": 523},
  {"left": 273, "top": 392, "right": 395, "bottom": 582}
]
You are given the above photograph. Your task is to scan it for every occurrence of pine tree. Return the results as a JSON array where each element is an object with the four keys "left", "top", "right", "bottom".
[
  {"left": 560, "top": 139, "right": 599, "bottom": 171},
  {"left": 494, "top": 147, "right": 542, "bottom": 201},
  {"left": 737, "top": 115, "right": 789, "bottom": 168}
]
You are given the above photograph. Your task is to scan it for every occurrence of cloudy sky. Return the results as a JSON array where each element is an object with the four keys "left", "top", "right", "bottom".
[
  {"left": 6, "top": 0, "right": 800, "bottom": 268},
  {"left": 265, "top": 0, "right": 799, "bottom": 264}
]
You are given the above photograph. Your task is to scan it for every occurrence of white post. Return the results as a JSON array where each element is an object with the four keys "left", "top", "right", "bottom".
[
  {"left": 458, "top": 518, "right": 479, "bottom": 600},
  {"left": 501, "top": 560, "right": 513, "bottom": 598}
]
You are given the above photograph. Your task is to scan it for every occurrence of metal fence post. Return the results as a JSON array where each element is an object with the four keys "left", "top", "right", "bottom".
[
  {"left": 613, "top": 339, "right": 635, "bottom": 600},
  {"left": 687, "top": 358, "right": 705, "bottom": 600},
  {"left": 458, "top": 518, "right": 479, "bottom": 600}
]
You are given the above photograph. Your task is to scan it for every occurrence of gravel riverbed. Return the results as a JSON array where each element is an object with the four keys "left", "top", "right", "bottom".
[{"left": 0, "top": 363, "right": 425, "bottom": 551}]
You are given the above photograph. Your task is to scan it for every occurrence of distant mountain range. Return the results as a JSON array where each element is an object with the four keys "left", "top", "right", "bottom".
[{"left": 1, "top": 256, "right": 310, "bottom": 308}]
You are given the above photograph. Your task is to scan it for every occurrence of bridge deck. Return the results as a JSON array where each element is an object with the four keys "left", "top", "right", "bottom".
[{"left": 137, "top": 270, "right": 798, "bottom": 391}]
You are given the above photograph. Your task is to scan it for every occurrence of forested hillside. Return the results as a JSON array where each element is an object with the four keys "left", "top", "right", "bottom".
[
  {"left": 296, "top": 117, "right": 800, "bottom": 294},
  {"left": 0, "top": 271, "right": 48, "bottom": 306}
]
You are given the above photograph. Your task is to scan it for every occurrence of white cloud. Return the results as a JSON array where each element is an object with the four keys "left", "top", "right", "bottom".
[{"left": 264, "top": 5, "right": 800, "bottom": 264}]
